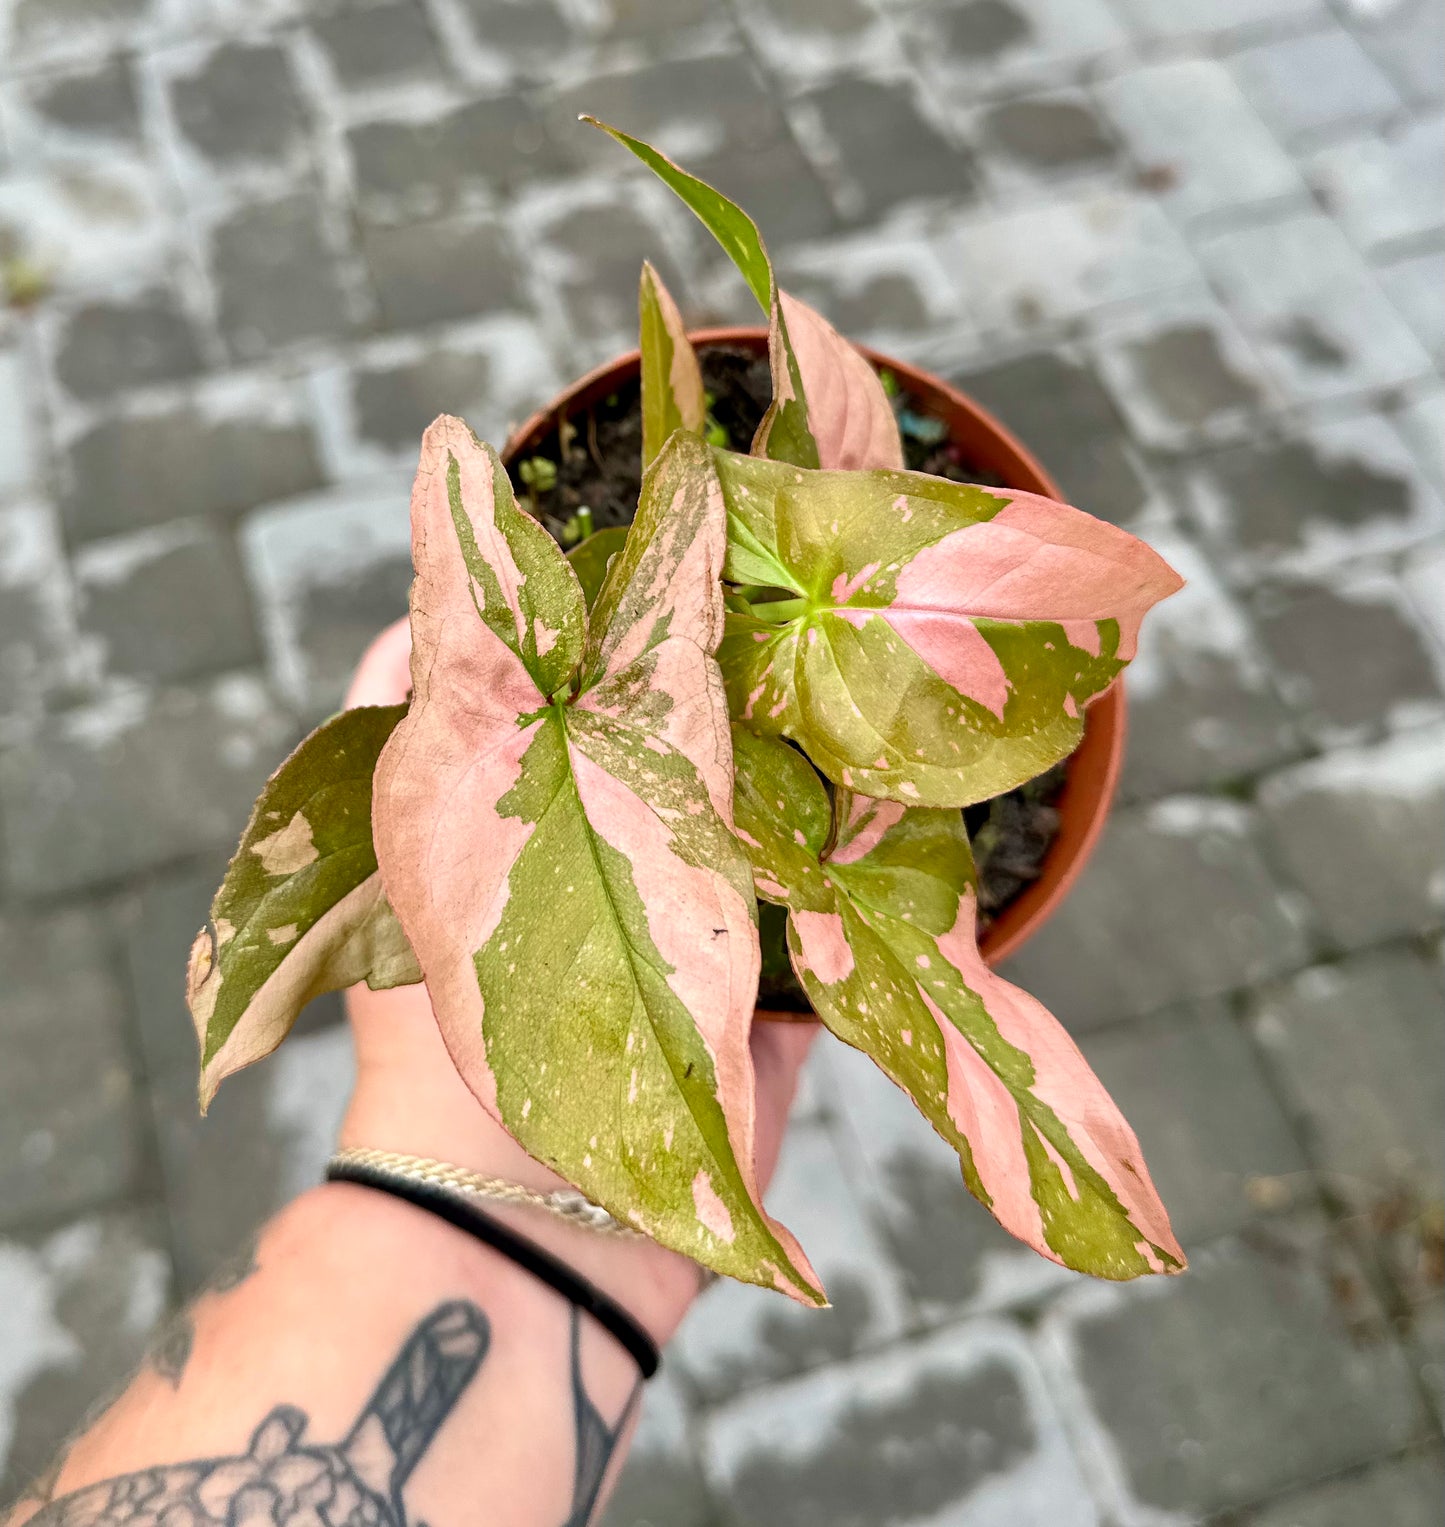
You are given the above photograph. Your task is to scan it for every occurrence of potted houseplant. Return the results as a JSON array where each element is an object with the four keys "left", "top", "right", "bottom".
[{"left": 186, "top": 121, "right": 1187, "bottom": 1302}]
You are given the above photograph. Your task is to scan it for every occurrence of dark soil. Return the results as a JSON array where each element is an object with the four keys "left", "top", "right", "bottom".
[{"left": 508, "top": 344, "right": 1066, "bottom": 1012}]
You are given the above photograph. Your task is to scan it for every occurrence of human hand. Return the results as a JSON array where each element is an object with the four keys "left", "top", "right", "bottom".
[{"left": 338, "top": 619, "right": 820, "bottom": 1340}]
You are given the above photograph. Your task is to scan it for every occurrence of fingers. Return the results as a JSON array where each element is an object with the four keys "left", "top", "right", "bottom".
[
  {"left": 345, "top": 617, "right": 413, "bottom": 709},
  {"left": 749, "top": 1017, "right": 822, "bottom": 1190}
]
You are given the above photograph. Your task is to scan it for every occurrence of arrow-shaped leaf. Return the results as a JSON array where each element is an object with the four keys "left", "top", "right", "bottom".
[
  {"left": 731, "top": 727, "right": 1185, "bottom": 1280},
  {"left": 639, "top": 260, "right": 705, "bottom": 470},
  {"left": 188, "top": 702, "right": 419, "bottom": 1110},
  {"left": 585, "top": 117, "right": 900, "bottom": 472},
  {"left": 374, "top": 418, "right": 823, "bottom": 1301},
  {"left": 717, "top": 452, "right": 1184, "bottom": 806}
]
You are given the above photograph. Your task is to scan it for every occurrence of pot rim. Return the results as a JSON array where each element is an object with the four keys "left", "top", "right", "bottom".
[{"left": 501, "top": 326, "right": 1125, "bottom": 980}]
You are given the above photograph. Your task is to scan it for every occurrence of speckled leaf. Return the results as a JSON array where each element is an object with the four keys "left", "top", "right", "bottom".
[
  {"left": 374, "top": 427, "right": 823, "bottom": 1300},
  {"left": 731, "top": 729, "right": 1185, "bottom": 1280},
  {"left": 639, "top": 260, "right": 705, "bottom": 469},
  {"left": 718, "top": 453, "right": 1183, "bottom": 806},
  {"left": 587, "top": 117, "right": 900, "bottom": 473},
  {"left": 565, "top": 526, "right": 629, "bottom": 612},
  {"left": 188, "top": 702, "right": 418, "bottom": 1110}
]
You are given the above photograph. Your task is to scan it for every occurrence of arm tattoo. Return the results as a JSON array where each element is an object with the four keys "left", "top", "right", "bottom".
[{"left": 20, "top": 1295, "right": 640, "bottom": 1527}]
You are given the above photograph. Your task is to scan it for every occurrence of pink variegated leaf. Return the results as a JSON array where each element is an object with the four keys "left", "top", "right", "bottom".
[
  {"left": 374, "top": 421, "right": 823, "bottom": 1302},
  {"left": 731, "top": 728, "right": 1185, "bottom": 1280},
  {"left": 639, "top": 260, "right": 705, "bottom": 470},
  {"left": 716, "top": 452, "right": 1184, "bottom": 806}
]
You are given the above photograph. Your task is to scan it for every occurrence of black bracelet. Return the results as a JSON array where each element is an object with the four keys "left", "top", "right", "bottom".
[{"left": 326, "top": 1159, "right": 661, "bottom": 1380}]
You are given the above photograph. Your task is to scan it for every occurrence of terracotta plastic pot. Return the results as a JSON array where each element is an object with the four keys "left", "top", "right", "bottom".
[{"left": 502, "top": 328, "right": 1125, "bottom": 997}]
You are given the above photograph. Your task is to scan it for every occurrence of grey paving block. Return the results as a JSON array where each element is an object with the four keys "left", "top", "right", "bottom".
[
  {"left": 1251, "top": 573, "right": 1443, "bottom": 741},
  {"left": 28, "top": 57, "right": 141, "bottom": 143},
  {"left": 998, "top": 797, "right": 1311, "bottom": 1031},
  {"left": 598, "top": 1368, "right": 712, "bottom": 1527},
  {"left": 1098, "top": 59, "right": 1303, "bottom": 220},
  {"left": 450, "top": 0, "right": 574, "bottom": 69},
  {"left": 1251, "top": 949, "right": 1443, "bottom": 1293},
  {"left": 1256, "top": 724, "right": 1445, "bottom": 948},
  {"left": 0, "top": 674, "right": 297, "bottom": 896},
  {"left": 686, "top": 133, "right": 839, "bottom": 249},
  {"left": 0, "top": 500, "right": 84, "bottom": 722},
  {"left": 1108, "top": 0, "right": 1320, "bottom": 40},
  {"left": 1052, "top": 1220, "right": 1429, "bottom": 1515},
  {"left": 152, "top": 1023, "right": 352, "bottom": 1294},
  {"left": 311, "top": 0, "right": 442, "bottom": 87},
  {"left": 1185, "top": 412, "right": 1445, "bottom": 580},
  {"left": 1377, "top": 247, "right": 1445, "bottom": 364},
  {"left": 1120, "top": 533, "right": 1303, "bottom": 799},
  {"left": 955, "top": 351, "right": 1150, "bottom": 524},
  {"left": 946, "top": 191, "right": 1196, "bottom": 335},
  {"left": 0, "top": 348, "right": 37, "bottom": 499},
  {"left": 0, "top": 1211, "right": 170, "bottom": 1500},
  {"left": 58, "top": 393, "right": 325, "bottom": 543},
  {"left": 352, "top": 347, "right": 493, "bottom": 454},
  {"left": 1403, "top": 538, "right": 1445, "bottom": 652},
  {"left": 584, "top": 0, "right": 716, "bottom": 40},
  {"left": 974, "top": 91, "right": 1118, "bottom": 192},
  {"left": 5, "top": 0, "right": 159, "bottom": 68},
  {"left": 210, "top": 196, "right": 352, "bottom": 360},
  {"left": 241, "top": 474, "right": 414, "bottom": 717},
  {"left": 168, "top": 41, "right": 307, "bottom": 167},
  {"left": 1392, "top": 388, "right": 1445, "bottom": 496},
  {"left": 0, "top": 908, "right": 142, "bottom": 1229},
  {"left": 800, "top": 76, "right": 978, "bottom": 220},
  {"left": 704, "top": 1321, "right": 1100, "bottom": 1527},
  {"left": 360, "top": 215, "right": 523, "bottom": 331},
  {"left": 1235, "top": 1450, "right": 1445, "bottom": 1527},
  {"left": 48, "top": 287, "right": 204, "bottom": 402},
  {"left": 1306, "top": 118, "right": 1445, "bottom": 255},
  {"left": 1081, "top": 998, "right": 1309, "bottom": 1250},
  {"left": 1353, "top": 0, "right": 1445, "bottom": 107},
  {"left": 735, "top": 0, "right": 905, "bottom": 86},
  {"left": 1231, "top": 28, "right": 1403, "bottom": 144},
  {"left": 1196, "top": 211, "right": 1432, "bottom": 401},
  {"left": 671, "top": 1122, "right": 908, "bottom": 1403},
  {"left": 74, "top": 519, "right": 259, "bottom": 685}
]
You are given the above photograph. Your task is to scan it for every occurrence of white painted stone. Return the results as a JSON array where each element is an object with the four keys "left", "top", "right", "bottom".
[
  {"left": 1306, "top": 117, "right": 1445, "bottom": 253},
  {"left": 1231, "top": 28, "right": 1403, "bottom": 143}
]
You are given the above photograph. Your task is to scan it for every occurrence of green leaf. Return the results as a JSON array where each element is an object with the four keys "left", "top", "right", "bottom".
[
  {"left": 639, "top": 260, "right": 705, "bottom": 470},
  {"left": 188, "top": 703, "right": 418, "bottom": 1110},
  {"left": 565, "top": 526, "right": 629, "bottom": 612},
  {"left": 731, "top": 732, "right": 1185, "bottom": 1281},
  {"left": 716, "top": 451, "right": 1183, "bottom": 806},
  {"left": 374, "top": 424, "right": 824, "bottom": 1301}
]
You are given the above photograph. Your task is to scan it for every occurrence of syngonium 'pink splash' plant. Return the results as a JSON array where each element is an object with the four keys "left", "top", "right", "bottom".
[{"left": 186, "top": 120, "right": 1188, "bottom": 1303}]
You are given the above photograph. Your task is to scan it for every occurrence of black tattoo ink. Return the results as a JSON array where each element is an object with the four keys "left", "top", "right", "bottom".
[
  {"left": 562, "top": 1308, "right": 639, "bottom": 1527},
  {"left": 28, "top": 1303, "right": 489, "bottom": 1527}
]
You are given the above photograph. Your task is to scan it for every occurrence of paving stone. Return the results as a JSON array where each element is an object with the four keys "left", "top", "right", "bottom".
[
  {"left": 704, "top": 1322, "right": 1099, "bottom": 1527},
  {"left": 6, "top": 0, "right": 159, "bottom": 67},
  {"left": 360, "top": 215, "right": 523, "bottom": 330},
  {"left": 682, "top": 133, "right": 838, "bottom": 249},
  {"left": 586, "top": 0, "right": 716, "bottom": 40},
  {"left": 975, "top": 92, "right": 1117, "bottom": 188},
  {"left": 59, "top": 395, "right": 325, "bottom": 543},
  {"left": 998, "top": 797, "right": 1311, "bottom": 1032},
  {"left": 1392, "top": 388, "right": 1445, "bottom": 495},
  {"left": 0, "top": 500, "right": 83, "bottom": 722},
  {"left": 1251, "top": 574, "right": 1443, "bottom": 740},
  {"left": 598, "top": 1368, "right": 712, "bottom": 1527},
  {"left": 168, "top": 41, "right": 307, "bottom": 167},
  {"left": 1185, "top": 412, "right": 1445, "bottom": 580},
  {"left": 352, "top": 348, "right": 493, "bottom": 454},
  {"left": 734, "top": 0, "right": 904, "bottom": 85},
  {"left": 1081, "top": 998, "right": 1310, "bottom": 1250},
  {"left": 50, "top": 287, "right": 204, "bottom": 401},
  {"left": 672, "top": 1122, "right": 909, "bottom": 1403},
  {"left": 74, "top": 518, "right": 259, "bottom": 685},
  {"left": 0, "top": 1212, "right": 170, "bottom": 1500},
  {"left": 1256, "top": 723, "right": 1445, "bottom": 948},
  {"left": 1235, "top": 1449, "right": 1445, "bottom": 1527},
  {"left": 1307, "top": 118, "right": 1445, "bottom": 255},
  {"left": 946, "top": 192, "right": 1196, "bottom": 335},
  {"left": 1196, "top": 211, "right": 1432, "bottom": 401},
  {"left": 1231, "top": 28, "right": 1403, "bottom": 144},
  {"left": 1403, "top": 539, "right": 1445, "bottom": 651},
  {"left": 800, "top": 76, "right": 978, "bottom": 221},
  {"left": 28, "top": 58, "right": 141, "bottom": 143},
  {"left": 152, "top": 1024, "right": 352, "bottom": 1294},
  {"left": 1052, "top": 1220, "right": 1429, "bottom": 1515},
  {"left": 1108, "top": 0, "right": 1320, "bottom": 40},
  {"left": 210, "top": 196, "right": 351, "bottom": 360},
  {"left": 957, "top": 351, "right": 1151, "bottom": 524},
  {"left": 1353, "top": 0, "right": 1445, "bottom": 107},
  {"left": 0, "top": 674, "right": 296, "bottom": 896},
  {"left": 0, "top": 347, "right": 37, "bottom": 498},
  {"left": 311, "top": 1, "right": 442, "bottom": 86},
  {"left": 242, "top": 474, "right": 415, "bottom": 717},
  {"left": 1252, "top": 949, "right": 1444, "bottom": 1305},
  {"left": 348, "top": 95, "right": 568, "bottom": 221},
  {"left": 450, "top": 0, "right": 573, "bottom": 68},
  {"left": 1377, "top": 248, "right": 1445, "bottom": 363},
  {"left": 1099, "top": 59, "right": 1302, "bottom": 221},
  {"left": 1120, "top": 533, "right": 1303, "bottom": 798},
  {"left": 0, "top": 907, "right": 141, "bottom": 1230}
]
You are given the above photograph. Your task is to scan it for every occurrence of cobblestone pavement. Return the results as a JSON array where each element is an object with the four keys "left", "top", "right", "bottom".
[{"left": 1, "top": 0, "right": 1442, "bottom": 1520}]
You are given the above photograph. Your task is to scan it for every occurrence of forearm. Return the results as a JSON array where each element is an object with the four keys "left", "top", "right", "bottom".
[{"left": 6, "top": 1183, "right": 652, "bottom": 1527}]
